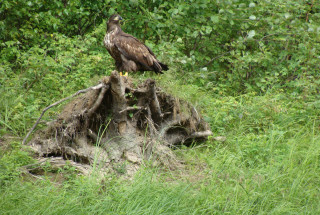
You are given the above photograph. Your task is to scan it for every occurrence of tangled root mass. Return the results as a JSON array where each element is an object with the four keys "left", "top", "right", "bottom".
[{"left": 28, "top": 71, "right": 212, "bottom": 175}]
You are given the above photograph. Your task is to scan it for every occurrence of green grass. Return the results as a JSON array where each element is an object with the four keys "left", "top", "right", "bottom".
[
  {"left": 1, "top": 79, "right": 319, "bottom": 214},
  {"left": 1, "top": 173, "right": 202, "bottom": 215},
  {"left": 1, "top": 1, "right": 320, "bottom": 213},
  {"left": 0, "top": 36, "right": 319, "bottom": 215}
]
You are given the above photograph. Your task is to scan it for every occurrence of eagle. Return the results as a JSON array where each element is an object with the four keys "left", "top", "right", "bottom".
[{"left": 104, "top": 14, "right": 168, "bottom": 76}]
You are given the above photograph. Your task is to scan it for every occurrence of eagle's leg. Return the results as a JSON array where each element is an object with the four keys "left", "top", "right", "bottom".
[{"left": 120, "top": 72, "right": 123, "bottom": 76}]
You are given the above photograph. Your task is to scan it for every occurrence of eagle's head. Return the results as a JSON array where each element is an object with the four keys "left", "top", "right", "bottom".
[
  {"left": 108, "top": 14, "right": 123, "bottom": 25},
  {"left": 107, "top": 14, "right": 123, "bottom": 32}
]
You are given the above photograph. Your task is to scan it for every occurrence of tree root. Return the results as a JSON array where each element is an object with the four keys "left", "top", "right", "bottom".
[
  {"left": 26, "top": 71, "right": 214, "bottom": 175},
  {"left": 22, "top": 83, "right": 106, "bottom": 145}
]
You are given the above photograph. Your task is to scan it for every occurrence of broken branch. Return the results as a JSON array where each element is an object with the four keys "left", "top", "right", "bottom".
[
  {"left": 146, "top": 79, "right": 162, "bottom": 123},
  {"left": 22, "top": 83, "right": 105, "bottom": 145},
  {"left": 119, "top": 106, "right": 144, "bottom": 114},
  {"left": 87, "top": 85, "right": 109, "bottom": 117},
  {"left": 189, "top": 130, "right": 213, "bottom": 139}
]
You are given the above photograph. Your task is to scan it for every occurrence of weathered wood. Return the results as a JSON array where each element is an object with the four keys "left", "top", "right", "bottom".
[
  {"left": 22, "top": 83, "right": 105, "bottom": 145},
  {"left": 87, "top": 85, "right": 109, "bottom": 117},
  {"left": 26, "top": 74, "right": 214, "bottom": 176},
  {"left": 110, "top": 71, "right": 127, "bottom": 135},
  {"left": 146, "top": 79, "right": 162, "bottom": 125},
  {"left": 119, "top": 106, "right": 144, "bottom": 114}
]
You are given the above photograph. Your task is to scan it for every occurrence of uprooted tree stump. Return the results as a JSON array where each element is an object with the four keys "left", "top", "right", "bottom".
[{"left": 27, "top": 71, "right": 213, "bottom": 176}]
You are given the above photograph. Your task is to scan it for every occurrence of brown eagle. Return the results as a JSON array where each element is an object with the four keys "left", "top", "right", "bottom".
[{"left": 104, "top": 14, "right": 168, "bottom": 76}]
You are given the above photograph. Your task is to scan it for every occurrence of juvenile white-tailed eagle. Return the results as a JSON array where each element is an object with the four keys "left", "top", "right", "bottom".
[{"left": 104, "top": 14, "right": 168, "bottom": 76}]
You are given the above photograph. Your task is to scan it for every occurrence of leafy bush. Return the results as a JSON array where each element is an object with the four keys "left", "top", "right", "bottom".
[
  {"left": 1, "top": 0, "right": 319, "bottom": 135},
  {"left": 157, "top": 0, "right": 320, "bottom": 93},
  {"left": 2, "top": 0, "right": 319, "bottom": 94}
]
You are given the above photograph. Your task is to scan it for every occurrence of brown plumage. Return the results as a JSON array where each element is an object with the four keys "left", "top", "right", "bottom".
[{"left": 104, "top": 14, "right": 168, "bottom": 74}]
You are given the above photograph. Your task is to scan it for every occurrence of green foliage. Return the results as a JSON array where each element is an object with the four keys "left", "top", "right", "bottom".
[
  {"left": 0, "top": 141, "right": 34, "bottom": 185},
  {"left": 0, "top": 0, "right": 110, "bottom": 42},
  {"left": 160, "top": 0, "right": 320, "bottom": 94},
  {"left": 0, "top": 19, "right": 113, "bottom": 134},
  {"left": 0, "top": 0, "right": 320, "bottom": 213},
  {"left": 2, "top": 0, "right": 319, "bottom": 95}
]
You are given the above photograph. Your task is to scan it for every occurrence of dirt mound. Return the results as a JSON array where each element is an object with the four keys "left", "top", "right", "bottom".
[{"left": 28, "top": 71, "right": 212, "bottom": 176}]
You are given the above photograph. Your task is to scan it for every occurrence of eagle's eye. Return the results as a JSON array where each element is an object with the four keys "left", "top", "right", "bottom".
[{"left": 114, "top": 15, "right": 123, "bottom": 21}]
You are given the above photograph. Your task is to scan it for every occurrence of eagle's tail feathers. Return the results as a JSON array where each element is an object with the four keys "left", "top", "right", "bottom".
[
  {"left": 153, "top": 61, "right": 163, "bottom": 74},
  {"left": 159, "top": 62, "right": 169, "bottom": 71}
]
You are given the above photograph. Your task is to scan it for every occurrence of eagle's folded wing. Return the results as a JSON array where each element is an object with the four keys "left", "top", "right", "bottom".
[{"left": 114, "top": 35, "right": 160, "bottom": 71}]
